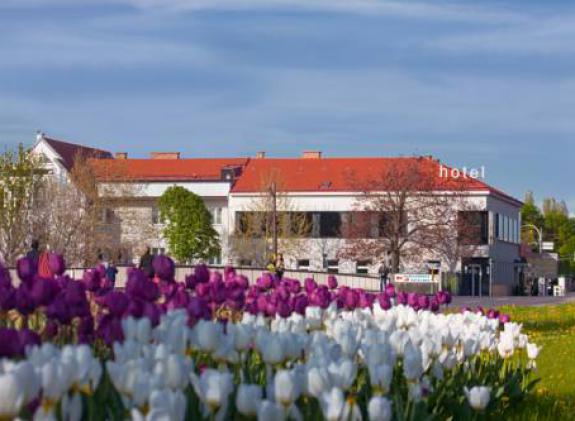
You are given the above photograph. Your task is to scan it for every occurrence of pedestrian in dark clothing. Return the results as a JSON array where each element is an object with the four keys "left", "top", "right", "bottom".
[
  {"left": 378, "top": 262, "right": 390, "bottom": 292},
  {"left": 105, "top": 259, "right": 118, "bottom": 288},
  {"left": 26, "top": 240, "right": 40, "bottom": 266},
  {"left": 275, "top": 253, "right": 285, "bottom": 280},
  {"left": 139, "top": 246, "right": 154, "bottom": 278}
]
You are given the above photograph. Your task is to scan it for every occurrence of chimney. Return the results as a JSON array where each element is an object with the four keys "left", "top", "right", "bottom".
[
  {"left": 256, "top": 151, "right": 266, "bottom": 159},
  {"left": 150, "top": 152, "right": 180, "bottom": 160},
  {"left": 115, "top": 152, "right": 128, "bottom": 159},
  {"left": 36, "top": 130, "right": 45, "bottom": 142},
  {"left": 302, "top": 150, "right": 322, "bottom": 159}
]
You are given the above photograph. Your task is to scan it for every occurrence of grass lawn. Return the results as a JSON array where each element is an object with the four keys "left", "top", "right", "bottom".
[{"left": 494, "top": 303, "right": 575, "bottom": 419}]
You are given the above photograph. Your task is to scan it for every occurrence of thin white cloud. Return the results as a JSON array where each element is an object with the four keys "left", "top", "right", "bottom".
[
  {"left": 428, "top": 16, "right": 575, "bottom": 55},
  {"left": 0, "top": 0, "right": 529, "bottom": 24}
]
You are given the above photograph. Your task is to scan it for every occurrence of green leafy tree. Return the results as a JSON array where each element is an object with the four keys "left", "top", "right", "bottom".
[
  {"left": 0, "top": 144, "right": 45, "bottom": 264},
  {"left": 158, "top": 186, "right": 220, "bottom": 263}
]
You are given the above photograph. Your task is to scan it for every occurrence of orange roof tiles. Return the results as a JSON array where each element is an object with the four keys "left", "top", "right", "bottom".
[{"left": 90, "top": 158, "right": 248, "bottom": 181}]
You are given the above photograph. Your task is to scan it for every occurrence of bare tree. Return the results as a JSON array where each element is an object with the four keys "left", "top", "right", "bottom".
[
  {"left": 229, "top": 169, "right": 311, "bottom": 267},
  {"left": 339, "top": 158, "right": 474, "bottom": 273}
]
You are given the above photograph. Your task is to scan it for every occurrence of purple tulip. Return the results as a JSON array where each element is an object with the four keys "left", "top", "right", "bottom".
[
  {"left": 48, "top": 253, "right": 66, "bottom": 276},
  {"left": 304, "top": 278, "right": 317, "bottom": 294},
  {"left": 257, "top": 274, "right": 273, "bottom": 290},
  {"left": 16, "top": 257, "right": 36, "bottom": 285},
  {"left": 153, "top": 255, "right": 175, "bottom": 281},
  {"left": 499, "top": 313, "right": 511, "bottom": 324},
  {"left": 487, "top": 308, "right": 500, "bottom": 319},
  {"left": 97, "top": 314, "right": 124, "bottom": 345},
  {"left": 443, "top": 291, "right": 452, "bottom": 304},
  {"left": 394, "top": 291, "right": 406, "bottom": 305},
  {"left": 185, "top": 274, "right": 198, "bottom": 290},
  {"left": 77, "top": 316, "right": 95, "bottom": 344},
  {"left": 0, "top": 286, "right": 16, "bottom": 311},
  {"left": 378, "top": 293, "right": 391, "bottom": 310},
  {"left": 46, "top": 296, "right": 72, "bottom": 324},
  {"left": 407, "top": 293, "right": 418, "bottom": 308},
  {"left": 0, "top": 329, "right": 21, "bottom": 357},
  {"left": 224, "top": 265, "right": 236, "bottom": 280},
  {"left": 15, "top": 285, "right": 35, "bottom": 316},
  {"left": 18, "top": 329, "right": 41, "bottom": 350},
  {"left": 235, "top": 275, "right": 249, "bottom": 290},
  {"left": 417, "top": 295, "right": 430, "bottom": 310},
  {"left": 327, "top": 275, "right": 338, "bottom": 290},
  {"left": 344, "top": 289, "right": 359, "bottom": 309},
  {"left": 430, "top": 297, "right": 439, "bottom": 312},
  {"left": 196, "top": 282, "right": 210, "bottom": 298},
  {"left": 143, "top": 302, "right": 161, "bottom": 326},
  {"left": 97, "top": 291, "right": 129, "bottom": 317},
  {"left": 82, "top": 269, "right": 101, "bottom": 292},
  {"left": 31, "top": 278, "right": 59, "bottom": 307},
  {"left": 293, "top": 295, "right": 308, "bottom": 315},
  {"left": 194, "top": 264, "right": 210, "bottom": 284},
  {"left": 126, "top": 269, "right": 159, "bottom": 302},
  {"left": 277, "top": 299, "right": 292, "bottom": 318},
  {"left": 385, "top": 283, "right": 396, "bottom": 298}
]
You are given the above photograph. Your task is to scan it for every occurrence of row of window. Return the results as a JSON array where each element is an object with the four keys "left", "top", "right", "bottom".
[
  {"left": 495, "top": 213, "right": 521, "bottom": 244},
  {"left": 296, "top": 259, "right": 373, "bottom": 274},
  {"left": 155, "top": 206, "right": 222, "bottom": 225},
  {"left": 235, "top": 211, "right": 408, "bottom": 239}
]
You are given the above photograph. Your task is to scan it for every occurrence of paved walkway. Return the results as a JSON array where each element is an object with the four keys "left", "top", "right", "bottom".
[{"left": 451, "top": 293, "right": 575, "bottom": 308}]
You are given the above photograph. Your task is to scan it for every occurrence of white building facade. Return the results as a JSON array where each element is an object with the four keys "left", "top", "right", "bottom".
[{"left": 32, "top": 135, "right": 523, "bottom": 295}]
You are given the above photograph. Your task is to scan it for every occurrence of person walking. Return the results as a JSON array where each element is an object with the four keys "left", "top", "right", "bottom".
[
  {"left": 275, "top": 253, "right": 285, "bottom": 280},
  {"left": 38, "top": 244, "right": 52, "bottom": 278},
  {"left": 139, "top": 246, "right": 154, "bottom": 279},
  {"left": 105, "top": 257, "right": 118, "bottom": 288},
  {"left": 26, "top": 239, "right": 40, "bottom": 267},
  {"left": 378, "top": 261, "right": 390, "bottom": 292}
]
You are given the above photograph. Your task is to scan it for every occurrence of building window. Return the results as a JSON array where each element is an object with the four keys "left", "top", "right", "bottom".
[
  {"left": 356, "top": 260, "right": 371, "bottom": 274},
  {"left": 210, "top": 207, "right": 223, "bottom": 225},
  {"left": 151, "top": 207, "right": 161, "bottom": 225},
  {"left": 297, "top": 259, "right": 310, "bottom": 271},
  {"left": 457, "top": 211, "right": 488, "bottom": 245},
  {"left": 319, "top": 212, "right": 342, "bottom": 238},
  {"left": 102, "top": 208, "right": 114, "bottom": 224},
  {"left": 327, "top": 259, "right": 339, "bottom": 274},
  {"left": 208, "top": 252, "right": 222, "bottom": 266},
  {"left": 151, "top": 247, "right": 165, "bottom": 256}
]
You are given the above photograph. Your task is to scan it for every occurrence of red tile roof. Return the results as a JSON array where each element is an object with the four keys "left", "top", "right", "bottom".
[
  {"left": 231, "top": 157, "right": 522, "bottom": 205},
  {"left": 90, "top": 158, "right": 249, "bottom": 181},
  {"left": 43, "top": 137, "right": 113, "bottom": 169}
]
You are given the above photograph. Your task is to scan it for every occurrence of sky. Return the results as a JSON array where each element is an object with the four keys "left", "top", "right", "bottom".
[{"left": 0, "top": 0, "right": 574, "bottom": 208}]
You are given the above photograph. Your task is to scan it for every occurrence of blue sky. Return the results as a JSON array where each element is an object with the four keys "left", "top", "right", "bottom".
[{"left": 0, "top": 0, "right": 573, "bottom": 208}]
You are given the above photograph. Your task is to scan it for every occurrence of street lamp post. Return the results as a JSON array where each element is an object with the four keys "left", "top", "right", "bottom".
[
  {"left": 521, "top": 224, "right": 543, "bottom": 253},
  {"left": 270, "top": 181, "right": 278, "bottom": 259}
]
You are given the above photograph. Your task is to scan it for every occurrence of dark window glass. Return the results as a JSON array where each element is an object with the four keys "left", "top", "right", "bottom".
[
  {"left": 320, "top": 212, "right": 342, "bottom": 238},
  {"left": 458, "top": 211, "right": 488, "bottom": 245}
]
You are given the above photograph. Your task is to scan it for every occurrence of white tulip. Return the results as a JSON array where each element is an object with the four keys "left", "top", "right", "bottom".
[
  {"left": 257, "top": 400, "right": 285, "bottom": 421},
  {"left": 368, "top": 364, "right": 393, "bottom": 394},
  {"left": 320, "top": 388, "right": 346, "bottom": 421},
  {"left": 368, "top": 396, "right": 392, "bottom": 421},
  {"left": 306, "top": 366, "right": 332, "bottom": 398},
  {"left": 305, "top": 306, "right": 323, "bottom": 330},
  {"left": 328, "top": 358, "right": 356, "bottom": 390},
  {"left": 403, "top": 344, "right": 423, "bottom": 381},
  {"left": 0, "top": 366, "right": 36, "bottom": 418},
  {"left": 464, "top": 386, "right": 490, "bottom": 411},
  {"left": 256, "top": 331, "right": 285, "bottom": 365},
  {"left": 497, "top": 332, "right": 515, "bottom": 359},
  {"left": 527, "top": 343, "right": 540, "bottom": 360},
  {"left": 190, "top": 369, "right": 233, "bottom": 417},
  {"left": 236, "top": 384, "right": 262, "bottom": 417},
  {"left": 274, "top": 370, "right": 301, "bottom": 407},
  {"left": 61, "top": 392, "right": 83, "bottom": 421}
]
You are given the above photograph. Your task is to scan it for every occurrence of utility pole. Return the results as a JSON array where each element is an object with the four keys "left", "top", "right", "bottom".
[{"left": 270, "top": 181, "right": 278, "bottom": 258}]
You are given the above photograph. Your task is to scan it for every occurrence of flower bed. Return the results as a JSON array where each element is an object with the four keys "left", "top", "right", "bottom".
[{"left": 0, "top": 254, "right": 539, "bottom": 420}]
